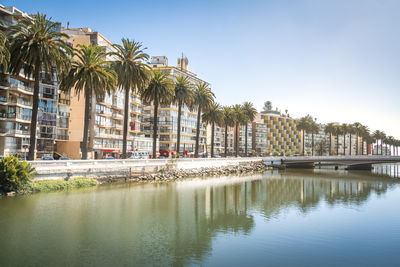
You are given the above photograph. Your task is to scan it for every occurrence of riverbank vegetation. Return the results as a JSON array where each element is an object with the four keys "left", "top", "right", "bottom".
[{"left": 27, "top": 178, "right": 98, "bottom": 193}]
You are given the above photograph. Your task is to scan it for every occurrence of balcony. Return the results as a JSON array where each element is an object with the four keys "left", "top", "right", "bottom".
[
  {"left": 9, "top": 97, "right": 32, "bottom": 107},
  {"left": 0, "top": 96, "right": 7, "bottom": 103},
  {"left": 9, "top": 83, "right": 34, "bottom": 94}
]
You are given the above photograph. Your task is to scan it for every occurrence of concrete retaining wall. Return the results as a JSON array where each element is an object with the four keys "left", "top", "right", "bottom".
[{"left": 30, "top": 157, "right": 262, "bottom": 181}]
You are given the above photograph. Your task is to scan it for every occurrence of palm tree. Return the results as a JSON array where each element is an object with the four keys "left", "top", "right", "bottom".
[
  {"left": 324, "top": 123, "right": 336, "bottom": 156},
  {"left": 333, "top": 125, "right": 342, "bottom": 155},
  {"left": 360, "top": 125, "right": 370, "bottom": 155},
  {"left": 8, "top": 14, "right": 73, "bottom": 160},
  {"left": 232, "top": 104, "right": 245, "bottom": 157},
  {"left": 347, "top": 124, "right": 355, "bottom": 156},
  {"left": 242, "top": 101, "right": 257, "bottom": 156},
  {"left": 173, "top": 75, "right": 193, "bottom": 156},
  {"left": 0, "top": 23, "right": 9, "bottom": 72},
  {"left": 387, "top": 136, "right": 395, "bottom": 156},
  {"left": 309, "top": 120, "right": 319, "bottom": 156},
  {"left": 193, "top": 81, "right": 214, "bottom": 158},
  {"left": 60, "top": 44, "right": 116, "bottom": 159},
  {"left": 111, "top": 39, "right": 150, "bottom": 158},
  {"left": 202, "top": 102, "right": 222, "bottom": 157},
  {"left": 341, "top": 124, "right": 349, "bottom": 155},
  {"left": 365, "top": 134, "right": 375, "bottom": 156},
  {"left": 222, "top": 106, "right": 235, "bottom": 157},
  {"left": 140, "top": 70, "right": 174, "bottom": 158},
  {"left": 352, "top": 122, "right": 362, "bottom": 155},
  {"left": 297, "top": 116, "right": 310, "bottom": 156}
]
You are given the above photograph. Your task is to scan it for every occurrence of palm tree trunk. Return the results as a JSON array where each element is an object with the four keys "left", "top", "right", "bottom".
[
  {"left": 235, "top": 123, "right": 239, "bottom": 157},
  {"left": 152, "top": 100, "right": 158, "bottom": 159},
  {"left": 349, "top": 134, "right": 352, "bottom": 156},
  {"left": 244, "top": 124, "right": 248, "bottom": 157},
  {"left": 211, "top": 121, "right": 215, "bottom": 157},
  {"left": 311, "top": 132, "right": 314, "bottom": 156},
  {"left": 122, "top": 88, "right": 130, "bottom": 159},
  {"left": 27, "top": 60, "right": 41, "bottom": 160},
  {"left": 336, "top": 134, "right": 339, "bottom": 155},
  {"left": 302, "top": 130, "right": 305, "bottom": 156},
  {"left": 381, "top": 141, "right": 383, "bottom": 155},
  {"left": 176, "top": 101, "right": 182, "bottom": 156},
  {"left": 194, "top": 107, "right": 201, "bottom": 158},
  {"left": 355, "top": 135, "right": 358, "bottom": 155},
  {"left": 329, "top": 133, "right": 332, "bottom": 156},
  {"left": 224, "top": 124, "right": 228, "bottom": 157},
  {"left": 82, "top": 88, "right": 92, "bottom": 160},
  {"left": 343, "top": 134, "right": 346, "bottom": 155},
  {"left": 361, "top": 139, "right": 364, "bottom": 155},
  {"left": 376, "top": 140, "right": 378, "bottom": 155}
]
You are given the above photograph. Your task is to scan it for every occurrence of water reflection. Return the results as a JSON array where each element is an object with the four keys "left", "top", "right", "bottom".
[{"left": 0, "top": 169, "right": 399, "bottom": 266}]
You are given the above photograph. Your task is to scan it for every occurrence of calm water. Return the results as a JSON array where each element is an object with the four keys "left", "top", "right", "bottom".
[{"left": 1, "top": 166, "right": 400, "bottom": 266}]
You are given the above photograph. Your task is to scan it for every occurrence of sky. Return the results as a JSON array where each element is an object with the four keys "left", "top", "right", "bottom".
[{"left": 3, "top": 0, "right": 400, "bottom": 137}]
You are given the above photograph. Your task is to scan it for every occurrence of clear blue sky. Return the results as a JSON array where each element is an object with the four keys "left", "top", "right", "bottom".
[{"left": 4, "top": 0, "right": 400, "bottom": 138}]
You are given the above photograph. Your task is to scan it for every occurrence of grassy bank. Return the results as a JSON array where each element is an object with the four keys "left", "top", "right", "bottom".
[{"left": 27, "top": 178, "right": 98, "bottom": 193}]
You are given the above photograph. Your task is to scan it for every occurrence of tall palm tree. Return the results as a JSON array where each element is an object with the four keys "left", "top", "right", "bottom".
[
  {"left": 140, "top": 70, "right": 174, "bottom": 158},
  {"left": 202, "top": 102, "right": 222, "bottom": 157},
  {"left": 173, "top": 75, "right": 193, "bottom": 156},
  {"left": 193, "top": 81, "right": 214, "bottom": 158},
  {"left": 60, "top": 44, "right": 116, "bottom": 159},
  {"left": 232, "top": 104, "right": 245, "bottom": 157},
  {"left": 387, "top": 136, "right": 395, "bottom": 156},
  {"left": 324, "top": 123, "right": 336, "bottom": 156},
  {"left": 0, "top": 23, "right": 9, "bottom": 72},
  {"left": 347, "top": 124, "right": 355, "bottom": 156},
  {"left": 222, "top": 106, "right": 235, "bottom": 157},
  {"left": 242, "top": 101, "right": 257, "bottom": 156},
  {"left": 365, "top": 134, "right": 375, "bottom": 156},
  {"left": 309, "top": 120, "right": 319, "bottom": 156},
  {"left": 360, "top": 125, "right": 370, "bottom": 155},
  {"left": 297, "top": 116, "right": 310, "bottom": 156},
  {"left": 333, "top": 125, "right": 342, "bottom": 155},
  {"left": 352, "top": 122, "right": 362, "bottom": 155},
  {"left": 341, "top": 124, "right": 349, "bottom": 155},
  {"left": 8, "top": 14, "right": 73, "bottom": 160},
  {"left": 372, "top": 130, "right": 380, "bottom": 155},
  {"left": 111, "top": 39, "right": 150, "bottom": 158}
]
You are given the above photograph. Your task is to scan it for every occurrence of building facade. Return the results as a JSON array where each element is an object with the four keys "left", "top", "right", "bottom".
[{"left": 0, "top": 5, "right": 69, "bottom": 159}]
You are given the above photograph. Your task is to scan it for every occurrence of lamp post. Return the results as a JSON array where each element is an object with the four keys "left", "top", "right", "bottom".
[{"left": 23, "top": 144, "right": 29, "bottom": 161}]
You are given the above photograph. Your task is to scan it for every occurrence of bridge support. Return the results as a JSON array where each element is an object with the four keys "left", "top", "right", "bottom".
[{"left": 286, "top": 163, "right": 315, "bottom": 169}]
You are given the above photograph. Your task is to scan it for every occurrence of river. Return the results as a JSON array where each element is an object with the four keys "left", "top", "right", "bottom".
[{"left": 1, "top": 165, "right": 400, "bottom": 266}]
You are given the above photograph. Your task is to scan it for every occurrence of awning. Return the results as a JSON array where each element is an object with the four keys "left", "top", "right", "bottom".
[{"left": 103, "top": 149, "right": 120, "bottom": 153}]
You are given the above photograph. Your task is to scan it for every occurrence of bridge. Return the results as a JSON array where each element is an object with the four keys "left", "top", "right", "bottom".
[{"left": 262, "top": 156, "right": 400, "bottom": 170}]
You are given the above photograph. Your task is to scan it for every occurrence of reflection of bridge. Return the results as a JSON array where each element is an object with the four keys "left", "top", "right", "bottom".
[{"left": 263, "top": 156, "right": 400, "bottom": 170}]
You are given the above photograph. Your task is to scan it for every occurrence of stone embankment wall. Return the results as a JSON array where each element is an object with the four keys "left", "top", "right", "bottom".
[{"left": 30, "top": 158, "right": 268, "bottom": 181}]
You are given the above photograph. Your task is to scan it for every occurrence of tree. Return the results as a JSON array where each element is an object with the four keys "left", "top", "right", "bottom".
[
  {"left": 222, "top": 106, "right": 235, "bottom": 157},
  {"left": 232, "top": 104, "right": 245, "bottom": 157},
  {"left": 360, "top": 125, "right": 370, "bottom": 155},
  {"left": 341, "top": 124, "right": 349, "bottom": 155},
  {"left": 352, "top": 122, "right": 362, "bottom": 155},
  {"left": 140, "top": 70, "right": 174, "bottom": 158},
  {"left": 333, "top": 125, "right": 342, "bottom": 155},
  {"left": 173, "top": 75, "right": 193, "bottom": 156},
  {"left": 202, "top": 102, "right": 222, "bottom": 157},
  {"left": 242, "top": 101, "right": 257, "bottom": 156},
  {"left": 387, "top": 136, "right": 395, "bottom": 156},
  {"left": 263, "top": 101, "right": 272, "bottom": 112},
  {"left": 315, "top": 139, "right": 327, "bottom": 156},
  {"left": 324, "top": 123, "right": 336, "bottom": 156},
  {"left": 0, "top": 23, "right": 10, "bottom": 72},
  {"left": 347, "top": 124, "right": 355, "bottom": 156},
  {"left": 193, "top": 81, "right": 214, "bottom": 157},
  {"left": 60, "top": 44, "right": 116, "bottom": 159},
  {"left": 297, "top": 116, "right": 310, "bottom": 156},
  {"left": 8, "top": 14, "right": 73, "bottom": 160},
  {"left": 111, "top": 39, "right": 150, "bottom": 158},
  {"left": 309, "top": 120, "right": 319, "bottom": 156}
]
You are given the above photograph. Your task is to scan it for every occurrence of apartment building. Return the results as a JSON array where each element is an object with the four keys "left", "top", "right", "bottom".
[
  {"left": 254, "top": 110, "right": 301, "bottom": 155},
  {"left": 0, "top": 5, "right": 69, "bottom": 158},
  {"left": 145, "top": 56, "right": 207, "bottom": 154},
  {"left": 206, "top": 125, "right": 235, "bottom": 156},
  {"left": 58, "top": 27, "right": 153, "bottom": 159}
]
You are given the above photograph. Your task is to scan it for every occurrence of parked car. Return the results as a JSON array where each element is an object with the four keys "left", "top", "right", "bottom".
[
  {"left": 59, "top": 157, "right": 70, "bottom": 160},
  {"left": 41, "top": 156, "right": 54, "bottom": 160},
  {"left": 213, "top": 155, "right": 222, "bottom": 158},
  {"left": 129, "top": 152, "right": 150, "bottom": 159},
  {"left": 105, "top": 156, "right": 115, "bottom": 160}
]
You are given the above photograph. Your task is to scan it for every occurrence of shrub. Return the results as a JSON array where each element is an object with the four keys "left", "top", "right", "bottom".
[{"left": 0, "top": 155, "right": 35, "bottom": 193}]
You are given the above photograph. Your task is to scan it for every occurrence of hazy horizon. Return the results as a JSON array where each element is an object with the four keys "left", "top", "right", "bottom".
[{"left": 4, "top": 0, "right": 400, "bottom": 137}]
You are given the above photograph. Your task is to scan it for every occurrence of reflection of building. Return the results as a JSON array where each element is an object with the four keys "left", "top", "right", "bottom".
[
  {"left": 0, "top": 5, "right": 69, "bottom": 158},
  {"left": 58, "top": 27, "right": 153, "bottom": 159},
  {"left": 145, "top": 56, "right": 208, "bottom": 153}
]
